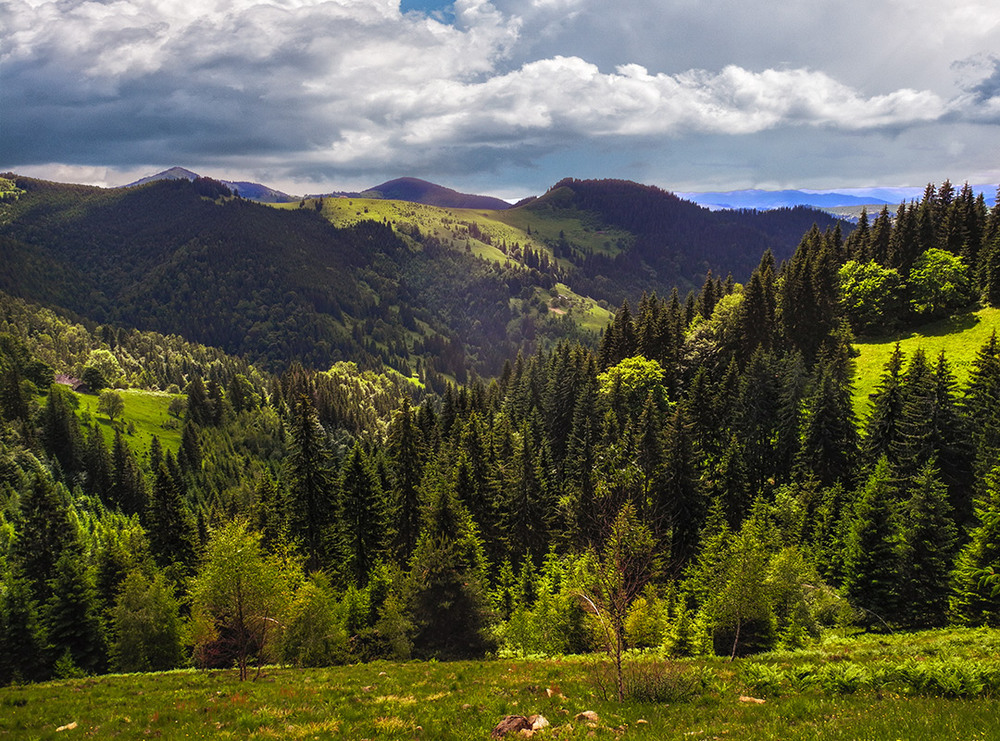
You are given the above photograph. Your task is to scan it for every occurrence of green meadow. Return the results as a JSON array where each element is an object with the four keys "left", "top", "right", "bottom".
[
  {"left": 4, "top": 628, "right": 1000, "bottom": 740},
  {"left": 70, "top": 389, "right": 183, "bottom": 457},
  {"left": 852, "top": 306, "right": 1000, "bottom": 417}
]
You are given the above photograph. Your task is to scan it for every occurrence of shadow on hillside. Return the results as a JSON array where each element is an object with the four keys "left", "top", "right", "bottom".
[{"left": 859, "top": 310, "right": 981, "bottom": 343}]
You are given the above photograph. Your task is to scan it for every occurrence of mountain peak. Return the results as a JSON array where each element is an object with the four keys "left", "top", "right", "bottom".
[
  {"left": 126, "top": 167, "right": 200, "bottom": 187},
  {"left": 332, "top": 177, "right": 511, "bottom": 210}
]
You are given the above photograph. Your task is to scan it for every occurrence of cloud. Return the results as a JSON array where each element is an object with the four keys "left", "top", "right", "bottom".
[{"left": 1, "top": 0, "right": 996, "bottom": 191}]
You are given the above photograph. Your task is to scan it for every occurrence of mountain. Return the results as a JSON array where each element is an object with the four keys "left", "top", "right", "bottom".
[
  {"left": 679, "top": 183, "right": 998, "bottom": 212},
  {"left": 327, "top": 177, "right": 511, "bottom": 210},
  {"left": 502, "top": 178, "right": 847, "bottom": 301},
  {"left": 124, "top": 167, "right": 296, "bottom": 203},
  {"left": 0, "top": 173, "right": 849, "bottom": 380},
  {"left": 125, "top": 166, "right": 201, "bottom": 187},
  {"left": 677, "top": 188, "right": 891, "bottom": 211}
]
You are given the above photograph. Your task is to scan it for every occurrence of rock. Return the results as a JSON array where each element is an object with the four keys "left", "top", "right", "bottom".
[
  {"left": 529, "top": 715, "right": 550, "bottom": 730},
  {"left": 491, "top": 715, "right": 533, "bottom": 738},
  {"left": 56, "top": 722, "right": 78, "bottom": 732},
  {"left": 575, "top": 711, "right": 600, "bottom": 725},
  {"left": 739, "top": 695, "right": 766, "bottom": 704}
]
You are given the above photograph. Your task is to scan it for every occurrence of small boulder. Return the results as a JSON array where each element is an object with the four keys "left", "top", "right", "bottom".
[
  {"left": 491, "top": 715, "right": 533, "bottom": 738},
  {"left": 529, "top": 715, "right": 549, "bottom": 730}
]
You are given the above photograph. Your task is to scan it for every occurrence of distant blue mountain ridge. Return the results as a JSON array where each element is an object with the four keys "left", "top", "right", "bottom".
[{"left": 678, "top": 184, "right": 998, "bottom": 211}]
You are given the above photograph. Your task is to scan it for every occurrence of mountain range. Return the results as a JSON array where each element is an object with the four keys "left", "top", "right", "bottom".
[
  {"left": 0, "top": 172, "right": 845, "bottom": 379},
  {"left": 127, "top": 167, "right": 999, "bottom": 216}
]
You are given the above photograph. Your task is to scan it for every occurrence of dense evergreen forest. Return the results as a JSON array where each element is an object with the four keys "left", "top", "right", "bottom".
[{"left": 1, "top": 180, "right": 1000, "bottom": 684}]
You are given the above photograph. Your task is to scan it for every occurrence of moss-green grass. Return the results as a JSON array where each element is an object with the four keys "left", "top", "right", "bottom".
[
  {"left": 71, "top": 389, "right": 182, "bottom": 457},
  {"left": 852, "top": 306, "right": 1000, "bottom": 418},
  {"left": 5, "top": 629, "right": 1000, "bottom": 740}
]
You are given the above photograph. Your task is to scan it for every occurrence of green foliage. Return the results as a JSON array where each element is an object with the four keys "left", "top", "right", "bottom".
[
  {"left": 909, "top": 248, "right": 972, "bottom": 318},
  {"left": 281, "top": 572, "right": 349, "bottom": 667},
  {"left": 97, "top": 388, "right": 124, "bottom": 422},
  {"left": 110, "top": 568, "right": 185, "bottom": 673},
  {"left": 838, "top": 260, "right": 904, "bottom": 334},
  {"left": 191, "top": 520, "right": 298, "bottom": 680}
]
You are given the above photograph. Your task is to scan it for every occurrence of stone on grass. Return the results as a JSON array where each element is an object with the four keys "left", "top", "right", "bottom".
[{"left": 491, "top": 715, "right": 533, "bottom": 738}]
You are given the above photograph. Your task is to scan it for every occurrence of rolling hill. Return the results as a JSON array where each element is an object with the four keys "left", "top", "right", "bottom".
[{"left": 0, "top": 172, "right": 850, "bottom": 380}]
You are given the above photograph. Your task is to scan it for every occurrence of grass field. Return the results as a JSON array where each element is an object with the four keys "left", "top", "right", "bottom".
[
  {"left": 70, "top": 388, "right": 182, "bottom": 457},
  {"left": 4, "top": 629, "right": 1000, "bottom": 740},
  {"left": 852, "top": 306, "right": 1000, "bottom": 417}
]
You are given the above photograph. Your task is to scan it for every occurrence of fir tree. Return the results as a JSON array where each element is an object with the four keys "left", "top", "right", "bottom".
[
  {"left": 339, "top": 442, "right": 386, "bottom": 586},
  {"left": 862, "top": 343, "right": 906, "bottom": 466},
  {"left": 146, "top": 455, "right": 200, "bottom": 581},
  {"left": 843, "top": 458, "right": 900, "bottom": 627},
  {"left": 285, "top": 392, "right": 338, "bottom": 571},
  {"left": 45, "top": 542, "right": 107, "bottom": 675},
  {"left": 386, "top": 400, "right": 425, "bottom": 565},
  {"left": 895, "top": 460, "right": 957, "bottom": 628},
  {"left": 950, "top": 465, "right": 1000, "bottom": 626}
]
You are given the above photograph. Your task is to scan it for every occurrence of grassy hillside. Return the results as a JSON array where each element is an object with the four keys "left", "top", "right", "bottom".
[
  {"left": 852, "top": 306, "right": 1000, "bottom": 416},
  {"left": 71, "top": 388, "right": 182, "bottom": 457},
  {"left": 4, "top": 629, "right": 1000, "bottom": 740}
]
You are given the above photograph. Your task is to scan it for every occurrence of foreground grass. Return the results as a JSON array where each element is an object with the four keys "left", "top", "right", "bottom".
[
  {"left": 852, "top": 306, "right": 1000, "bottom": 416},
  {"left": 5, "top": 629, "right": 1000, "bottom": 740}
]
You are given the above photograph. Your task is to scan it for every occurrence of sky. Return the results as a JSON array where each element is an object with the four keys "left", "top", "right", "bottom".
[{"left": 2, "top": 0, "right": 1000, "bottom": 201}]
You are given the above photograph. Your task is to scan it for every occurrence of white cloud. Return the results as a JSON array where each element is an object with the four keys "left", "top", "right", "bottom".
[{"left": 1, "top": 0, "right": 997, "bottom": 191}]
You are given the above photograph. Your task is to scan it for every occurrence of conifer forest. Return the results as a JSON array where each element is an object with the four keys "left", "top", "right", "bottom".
[{"left": 2, "top": 177, "right": 1000, "bottom": 687}]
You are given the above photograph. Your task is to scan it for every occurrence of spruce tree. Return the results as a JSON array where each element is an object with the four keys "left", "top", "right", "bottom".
[
  {"left": 843, "top": 458, "right": 900, "bottom": 627},
  {"left": 862, "top": 343, "right": 906, "bottom": 466},
  {"left": 951, "top": 465, "right": 1000, "bottom": 626},
  {"left": 45, "top": 542, "right": 107, "bottom": 675},
  {"left": 146, "top": 455, "right": 200, "bottom": 581},
  {"left": 406, "top": 471, "right": 493, "bottom": 659},
  {"left": 895, "top": 460, "right": 957, "bottom": 628},
  {"left": 387, "top": 399, "right": 425, "bottom": 564},
  {"left": 12, "top": 473, "right": 76, "bottom": 605},
  {"left": 285, "top": 392, "right": 338, "bottom": 571},
  {"left": 339, "top": 442, "right": 386, "bottom": 586},
  {"left": 0, "top": 565, "right": 48, "bottom": 683},
  {"left": 795, "top": 356, "right": 858, "bottom": 488}
]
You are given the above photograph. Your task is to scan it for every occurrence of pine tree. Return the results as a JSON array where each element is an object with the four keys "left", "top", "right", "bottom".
[
  {"left": 796, "top": 356, "right": 859, "bottom": 488},
  {"left": 964, "top": 332, "right": 1000, "bottom": 486},
  {"left": 862, "top": 343, "right": 906, "bottom": 466},
  {"left": 0, "top": 565, "right": 48, "bottom": 683},
  {"left": 285, "top": 392, "right": 338, "bottom": 571},
  {"left": 339, "top": 442, "right": 386, "bottom": 586},
  {"left": 895, "top": 460, "right": 957, "bottom": 628},
  {"left": 950, "top": 465, "right": 1000, "bottom": 626},
  {"left": 110, "top": 430, "right": 146, "bottom": 515},
  {"left": 12, "top": 473, "right": 76, "bottom": 605},
  {"left": 843, "top": 458, "right": 900, "bottom": 627},
  {"left": 387, "top": 399, "right": 425, "bottom": 564},
  {"left": 656, "top": 404, "right": 703, "bottom": 566},
  {"left": 45, "top": 542, "right": 107, "bottom": 675},
  {"left": 406, "top": 472, "right": 494, "bottom": 659},
  {"left": 146, "top": 455, "right": 200, "bottom": 581}
]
